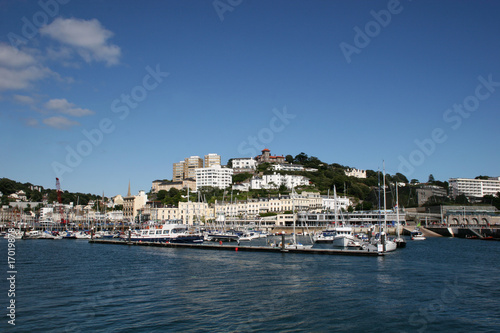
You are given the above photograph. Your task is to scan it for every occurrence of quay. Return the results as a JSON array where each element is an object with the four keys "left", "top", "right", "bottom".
[{"left": 89, "top": 239, "right": 384, "bottom": 256}]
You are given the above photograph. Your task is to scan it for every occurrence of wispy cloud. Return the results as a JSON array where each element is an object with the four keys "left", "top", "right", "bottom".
[
  {"left": 0, "top": 43, "right": 53, "bottom": 91},
  {"left": 40, "top": 18, "right": 121, "bottom": 66},
  {"left": 13, "top": 94, "right": 36, "bottom": 106},
  {"left": 44, "top": 98, "right": 95, "bottom": 117},
  {"left": 43, "top": 116, "right": 80, "bottom": 130},
  {"left": 24, "top": 117, "right": 39, "bottom": 127}
]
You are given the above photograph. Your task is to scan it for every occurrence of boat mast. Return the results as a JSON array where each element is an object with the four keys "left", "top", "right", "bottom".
[
  {"left": 333, "top": 185, "right": 338, "bottom": 227},
  {"left": 383, "top": 161, "right": 387, "bottom": 232},
  {"left": 396, "top": 181, "right": 400, "bottom": 238},
  {"left": 292, "top": 188, "right": 296, "bottom": 245}
]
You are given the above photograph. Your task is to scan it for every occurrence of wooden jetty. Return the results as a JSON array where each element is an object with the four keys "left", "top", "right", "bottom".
[{"left": 89, "top": 239, "right": 383, "bottom": 256}]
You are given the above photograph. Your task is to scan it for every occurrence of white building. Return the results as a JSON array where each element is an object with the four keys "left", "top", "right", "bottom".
[
  {"left": 231, "top": 157, "right": 257, "bottom": 171},
  {"left": 322, "top": 196, "right": 352, "bottom": 212},
  {"left": 345, "top": 168, "right": 367, "bottom": 179},
  {"left": 195, "top": 165, "right": 233, "bottom": 190},
  {"left": 272, "top": 164, "right": 318, "bottom": 172},
  {"left": 251, "top": 173, "right": 310, "bottom": 190},
  {"left": 449, "top": 177, "right": 500, "bottom": 198}
]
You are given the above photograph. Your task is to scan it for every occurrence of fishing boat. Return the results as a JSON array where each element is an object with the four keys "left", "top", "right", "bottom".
[
  {"left": 332, "top": 226, "right": 361, "bottom": 247},
  {"left": 411, "top": 229, "right": 426, "bottom": 241},
  {"left": 130, "top": 221, "right": 204, "bottom": 243}
]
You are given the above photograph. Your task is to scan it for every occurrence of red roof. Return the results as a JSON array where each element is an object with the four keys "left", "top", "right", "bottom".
[{"left": 262, "top": 148, "right": 270, "bottom": 152}]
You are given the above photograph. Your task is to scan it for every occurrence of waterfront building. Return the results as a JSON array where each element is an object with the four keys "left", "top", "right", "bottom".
[
  {"left": 322, "top": 195, "right": 352, "bottom": 212},
  {"left": 204, "top": 153, "right": 221, "bottom": 168},
  {"left": 255, "top": 148, "right": 285, "bottom": 164},
  {"left": 195, "top": 164, "right": 233, "bottom": 190},
  {"left": 344, "top": 168, "right": 367, "bottom": 179},
  {"left": 123, "top": 190, "right": 148, "bottom": 222},
  {"left": 449, "top": 177, "right": 500, "bottom": 198},
  {"left": 113, "top": 195, "right": 124, "bottom": 207}
]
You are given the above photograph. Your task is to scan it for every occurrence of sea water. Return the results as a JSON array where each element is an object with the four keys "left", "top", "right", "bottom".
[{"left": 1, "top": 237, "right": 499, "bottom": 332}]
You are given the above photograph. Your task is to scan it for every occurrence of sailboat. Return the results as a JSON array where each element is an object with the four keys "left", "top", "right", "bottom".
[
  {"left": 283, "top": 189, "right": 312, "bottom": 249},
  {"left": 371, "top": 163, "right": 397, "bottom": 252},
  {"left": 313, "top": 186, "right": 360, "bottom": 247},
  {"left": 393, "top": 182, "right": 406, "bottom": 248}
]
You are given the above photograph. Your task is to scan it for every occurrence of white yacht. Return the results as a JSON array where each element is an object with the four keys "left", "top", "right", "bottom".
[{"left": 411, "top": 229, "right": 426, "bottom": 241}]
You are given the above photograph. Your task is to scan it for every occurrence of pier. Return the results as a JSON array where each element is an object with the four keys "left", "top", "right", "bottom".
[{"left": 89, "top": 239, "right": 384, "bottom": 256}]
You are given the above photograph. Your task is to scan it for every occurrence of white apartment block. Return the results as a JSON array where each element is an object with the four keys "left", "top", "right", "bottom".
[
  {"left": 345, "top": 168, "right": 367, "bottom": 179},
  {"left": 251, "top": 173, "right": 310, "bottom": 190},
  {"left": 449, "top": 177, "right": 500, "bottom": 198},
  {"left": 322, "top": 196, "right": 352, "bottom": 212},
  {"left": 232, "top": 157, "right": 257, "bottom": 170},
  {"left": 204, "top": 153, "right": 221, "bottom": 168},
  {"left": 195, "top": 165, "right": 233, "bottom": 190}
]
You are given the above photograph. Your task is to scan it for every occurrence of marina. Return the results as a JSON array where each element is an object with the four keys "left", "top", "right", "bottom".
[
  {"left": 3, "top": 236, "right": 499, "bottom": 332},
  {"left": 88, "top": 238, "right": 384, "bottom": 256}
]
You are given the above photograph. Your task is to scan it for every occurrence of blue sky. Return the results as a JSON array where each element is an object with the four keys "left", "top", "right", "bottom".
[{"left": 1, "top": 0, "right": 499, "bottom": 196}]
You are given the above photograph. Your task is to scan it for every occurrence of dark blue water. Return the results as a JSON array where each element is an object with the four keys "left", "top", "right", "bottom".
[{"left": 1, "top": 237, "right": 499, "bottom": 332}]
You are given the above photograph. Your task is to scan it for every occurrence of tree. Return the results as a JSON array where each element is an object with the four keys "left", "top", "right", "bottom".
[
  {"left": 233, "top": 172, "right": 252, "bottom": 183},
  {"left": 227, "top": 158, "right": 233, "bottom": 168},
  {"left": 410, "top": 179, "right": 419, "bottom": 185},
  {"left": 294, "top": 152, "right": 308, "bottom": 164},
  {"left": 455, "top": 194, "right": 469, "bottom": 205},
  {"left": 428, "top": 174, "right": 435, "bottom": 183},
  {"left": 285, "top": 155, "right": 294, "bottom": 163}
]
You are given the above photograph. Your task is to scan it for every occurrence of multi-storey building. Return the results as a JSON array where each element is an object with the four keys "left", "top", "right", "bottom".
[
  {"left": 195, "top": 165, "right": 233, "bottom": 190},
  {"left": 231, "top": 157, "right": 257, "bottom": 173},
  {"left": 204, "top": 153, "right": 221, "bottom": 168},
  {"left": 250, "top": 173, "right": 310, "bottom": 190},
  {"left": 172, "top": 161, "right": 185, "bottom": 181},
  {"left": 449, "top": 177, "right": 500, "bottom": 198},
  {"left": 184, "top": 156, "right": 203, "bottom": 179},
  {"left": 123, "top": 190, "right": 148, "bottom": 222}
]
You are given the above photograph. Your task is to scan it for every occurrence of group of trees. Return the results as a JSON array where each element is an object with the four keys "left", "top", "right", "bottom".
[{"left": 0, "top": 178, "right": 102, "bottom": 209}]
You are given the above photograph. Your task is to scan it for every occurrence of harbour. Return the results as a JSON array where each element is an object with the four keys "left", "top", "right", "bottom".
[{"left": 2, "top": 236, "right": 499, "bottom": 332}]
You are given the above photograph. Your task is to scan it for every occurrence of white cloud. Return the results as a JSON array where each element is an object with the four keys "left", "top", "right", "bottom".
[
  {"left": 43, "top": 116, "right": 79, "bottom": 130},
  {"left": 0, "top": 65, "right": 52, "bottom": 91},
  {"left": 13, "top": 94, "right": 36, "bottom": 105},
  {"left": 41, "top": 18, "right": 121, "bottom": 66},
  {"left": 0, "top": 43, "right": 36, "bottom": 68},
  {"left": 24, "top": 118, "right": 39, "bottom": 127},
  {"left": 44, "top": 98, "right": 94, "bottom": 117}
]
